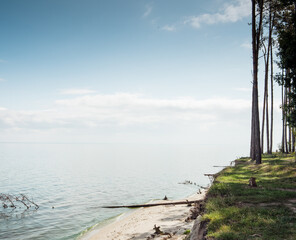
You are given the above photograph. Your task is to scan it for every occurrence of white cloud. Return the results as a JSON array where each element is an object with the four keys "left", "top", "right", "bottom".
[
  {"left": 59, "top": 88, "right": 96, "bottom": 95},
  {"left": 0, "top": 78, "right": 5, "bottom": 82},
  {"left": 0, "top": 93, "right": 251, "bottom": 130},
  {"left": 241, "top": 42, "right": 252, "bottom": 49},
  {"left": 162, "top": 25, "right": 176, "bottom": 32},
  {"left": 143, "top": 5, "right": 152, "bottom": 18},
  {"left": 185, "top": 0, "right": 251, "bottom": 28}
]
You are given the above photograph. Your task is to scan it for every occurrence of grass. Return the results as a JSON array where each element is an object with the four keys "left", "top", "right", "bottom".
[{"left": 203, "top": 153, "right": 296, "bottom": 240}]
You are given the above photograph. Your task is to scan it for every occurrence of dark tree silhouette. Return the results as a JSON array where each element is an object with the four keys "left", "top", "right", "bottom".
[{"left": 251, "top": 0, "right": 264, "bottom": 164}]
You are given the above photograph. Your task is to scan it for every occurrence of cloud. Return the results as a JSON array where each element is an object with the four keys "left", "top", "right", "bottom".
[
  {"left": 162, "top": 25, "right": 176, "bottom": 32},
  {"left": 0, "top": 93, "right": 251, "bottom": 130},
  {"left": 59, "top": 88, "right": 96, "bottom": 95},
  {"left": 185, "top": 0, "right": 251, "bottom": 28},
  {"left": 241, "top": 42, "right": 252, "bottom": 49},
  {"left": 143, "top": 5, "right": 152, "bottom": 18},
  {"left": 0, "top": 78, "right": 5, "bottom": 82}
]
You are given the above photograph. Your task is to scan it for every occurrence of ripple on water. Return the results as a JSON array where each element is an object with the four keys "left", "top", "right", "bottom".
[{"left": 0, "top": 143, "right": 245, "bottom": 239}]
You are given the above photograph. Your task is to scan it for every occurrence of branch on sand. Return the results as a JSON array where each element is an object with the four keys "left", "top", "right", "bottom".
[{"left": 102, "top": 199, "right": 203, "bottom": 209}]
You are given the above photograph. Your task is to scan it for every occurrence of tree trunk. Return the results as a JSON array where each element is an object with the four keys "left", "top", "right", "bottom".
[
  {"left": 270, "top": 38, "right": 274, "bottom": 154},
  {"left": 282, "top": 71, "right": 285, "bottom": 152},
  {"left": 266, "top": 88, "right": 270, "bottom": 154},
  {"left": 251, "top": 87, "right": 255, "bottom": 159},
  {"left": 294, "top": 133, "right": 296, "bottom": 162},
  {"left": 288, "top": 87, "right": 292, "bottom": 152},
  {"left": 262, "top": 38, "right": 270, "bottom": 154},
  {"left": 261, "top": 81, "right": 266, "bottom": 153},
  {"left": 265, "top": 9, "right": 273, "bottom": 154},
  {"left": 292, "top": 130, "right": 295, "bottom": 153},
  {"left": 251, "top": 0, "right": 263, "bottom": 164},
  {"left": 285, "top": 85, "right": 288, "bottom": 152}
]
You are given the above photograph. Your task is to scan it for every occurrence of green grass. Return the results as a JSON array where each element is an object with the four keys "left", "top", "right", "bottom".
[{"left": 203, "top": 153, "right": 296, "bottom": 240}]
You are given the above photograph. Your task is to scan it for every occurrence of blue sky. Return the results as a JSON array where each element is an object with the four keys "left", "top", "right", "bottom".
[{"left": 0, "top": 0, "right": 282, "bottom": 150}]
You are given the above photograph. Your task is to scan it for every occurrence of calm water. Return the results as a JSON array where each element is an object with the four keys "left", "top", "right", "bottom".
[{"left": 0, "top": 143, "right": 247, "bottom": 240}]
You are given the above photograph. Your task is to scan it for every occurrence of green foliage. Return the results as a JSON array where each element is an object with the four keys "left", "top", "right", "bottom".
[
  {"left": 275, "top": 0, "right": 296, "bottom": 128},
  {"left": 183, "top": 229, "right": 190, "bottom": 235},
  {"left": 204, "top": 154, "right": 296, "bottom": 240}
]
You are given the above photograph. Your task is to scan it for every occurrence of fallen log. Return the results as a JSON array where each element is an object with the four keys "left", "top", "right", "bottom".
[{"left": 102, "top": 199, "right": 203, "bottom": 209}]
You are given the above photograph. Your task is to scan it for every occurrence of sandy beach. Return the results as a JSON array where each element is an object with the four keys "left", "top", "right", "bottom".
[{"left": 82, "top": 191, "right": 207, "bottom": 240}]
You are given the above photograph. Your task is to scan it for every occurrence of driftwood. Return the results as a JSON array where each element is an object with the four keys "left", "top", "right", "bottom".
[
  {"left": 204, "top": 174, "right": 216, "bottom": 177},
  {"left": 1, "top": 193, "right": 39, "bottom": 219},
  {"left": 204, "top": 173, "right": 216, "bottom": 183},
  {"left": 153, "top": 225, "right": 172, "bottom": 237},
  {"left": 178, "top": 180, "right": 197, "bottom": 185},
  {"left": 1, "top": 193, "right": 39, "bottom": 210},
  {"left": 102, "top": 199, "right": 203, "bottom": 209}
]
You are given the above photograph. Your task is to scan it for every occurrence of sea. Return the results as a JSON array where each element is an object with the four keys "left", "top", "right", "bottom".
[{"left": 0, "top": 143, "right": 247, "bottom": 240}]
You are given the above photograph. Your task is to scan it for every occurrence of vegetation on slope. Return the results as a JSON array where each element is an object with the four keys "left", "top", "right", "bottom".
[{"left": 203, "top": 153, "right": 296, "bottom": 240}]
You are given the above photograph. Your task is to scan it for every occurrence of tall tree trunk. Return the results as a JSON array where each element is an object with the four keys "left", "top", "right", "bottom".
[
  {"left": 262, "top": 38, "right": 270, "bottom": 154},
  {"left": 294, "top": 130, "right": 296, "bottom": 162},
  {"left": 251, "top": 0, "right": 263, "bottom": 164},
  {"left": 251, "top": 89, "right": 255, "bottom": 159},
  {"left": 292, "top": 130, "right": 295, "bottom": 153},
  {"left": 265, "top": 8, "right": 274, "bottom": 154},
  {"left": 284, "top": 86, "right": 288, "bottom": 152},
  {"left": 295, "top": 133, "right": 296, "bottom": 162},
  {"left": 288, "top": 87, "right": 292, "bottom": 152},
  {"left": 266, "top": 87, "right": 270, "bottom": 153},
  {"left": 289, "top": 125, "right": 292, "bottom": 152},
  {"left": 282, "top": 81, "right": 285, "bottom": 153},
  {"left": 294, "top": 129, "right": 296, "bottom": 162},
  {"left": 261, "top": 81, "right": 266, "bottom": 153},
  {"left": 269, "top": 38, "right": 274, "bottom": 154}
]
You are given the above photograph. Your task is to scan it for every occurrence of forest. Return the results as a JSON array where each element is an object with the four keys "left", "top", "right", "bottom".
[{"left": 250, "top": 0, "right": 296, "bottom": 163}]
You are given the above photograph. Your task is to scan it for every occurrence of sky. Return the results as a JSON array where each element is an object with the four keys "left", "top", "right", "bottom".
[{"left": 0, "top": 0, "right": 283, "bottom": 150}]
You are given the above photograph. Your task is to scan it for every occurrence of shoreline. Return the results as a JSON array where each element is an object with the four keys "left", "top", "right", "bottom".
[{"left": 81, "top": 190, "right": 207, "bottom": 240}]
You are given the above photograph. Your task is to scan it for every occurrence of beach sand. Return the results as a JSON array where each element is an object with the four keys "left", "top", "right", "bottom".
[{"left": 83, "top": 191, "right": 206, "bottom": 240}]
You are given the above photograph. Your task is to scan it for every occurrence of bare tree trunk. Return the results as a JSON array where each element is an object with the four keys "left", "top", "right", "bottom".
[
  {"left": 251, "top": 0, "right": 263, "bottom": 164},
  {"left": 265, "top": 9, "right": 274, "bottom": 154},
  {"left": 288, "top": 87, "right": 292, "bottom": 152},
  {"left": 294, "top": 131, "right": 296, "bottom": 162},
  {"left": 261, "top": 81, "right": 266, "bottom": 153},
  {"left": 266, "top": 88, "right": 270, "bottom": 154},
  {"left": 269, "top": 39, "right": 274, "bottom": 154},
  {"left": 261, "top": 39, "right": 270, "bottom": 154},
  {"left": 294, "top": 128, "right": 296, "bottom": 162},
  {"left": 289, "top": 126, "right": 292, "bottom": 152},
  {"left": 292, "top": 130, "right": 295, "bottom": 153},
  {"left": 251, "top": 89, "right": 255, "bottom": 159},
  {"left": 281, "top": 71, "right": 285, "bottom": 153},
  {"left": 284, "top": 86, "right": 288, "bottom": 152}
]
